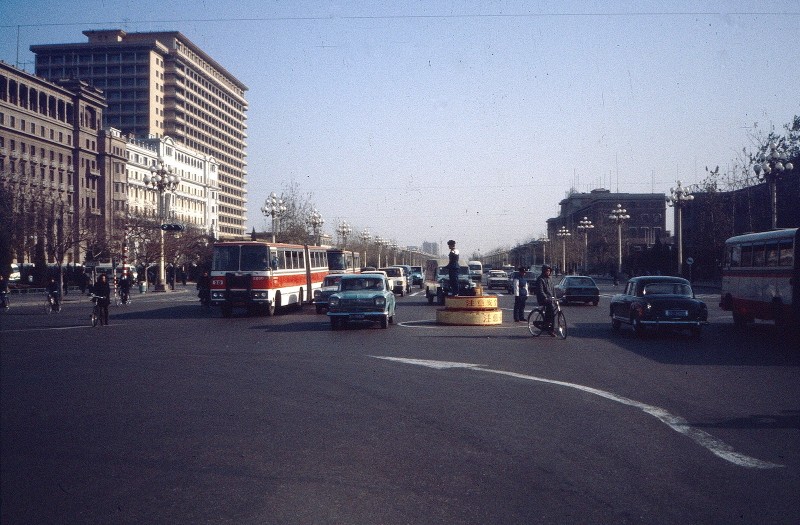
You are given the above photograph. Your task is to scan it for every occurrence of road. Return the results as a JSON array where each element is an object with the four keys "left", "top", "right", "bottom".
[{"left": 1, "top": 283, "right": 799, "bottom": 523}]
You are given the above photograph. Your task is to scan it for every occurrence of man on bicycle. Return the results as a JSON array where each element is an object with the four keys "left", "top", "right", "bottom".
[
  {"left": 46, "top": 277, "right": 61, "bottom": 311},
  {"left": 118, "top": 274, "right": 131, "bottom": 304},
  {"left": 534, "top": 265, "right": 556, "bottom": 336},
  {"left": 91, "top": 274, "right": 111, "bottom": 325}
]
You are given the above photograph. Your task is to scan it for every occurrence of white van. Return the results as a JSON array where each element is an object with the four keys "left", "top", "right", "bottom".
[{"left": 467, "top": 260, "right": 483, "bottom": 282}]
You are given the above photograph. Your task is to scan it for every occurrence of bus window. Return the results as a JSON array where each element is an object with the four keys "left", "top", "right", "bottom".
[
  {"left": 765, "top": 242, "right": 779, "bottom": 266},
  {"left": 752, "top": 244, "right": 765, "bottom": 267},
  {"left": 741, "top": 245, "right": 752, "bottom": 267},
  {"left": 778, "top": 240, "right": 793, "bottom": 267},
  {"left": 728, "top": 245, "right": 740, "bottom": 267}
]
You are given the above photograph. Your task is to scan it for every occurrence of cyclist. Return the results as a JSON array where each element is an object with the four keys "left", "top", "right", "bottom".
[
  {"left": 534, "top": 265, "right": 556, "bottom": 336},
  {"left": 91, "top": 274, "right": 111, "bottom": 325},
  {"left": 118, "top": 274, "right": 131, "bottom": 304},
  {"left": 0, "top": 274, "right": 9, "bottom": 309},
  {"left": 196, "top": 270, "right": 211, "bottom": 307},
  {"left": 46, "top": 277, "right": 61, "bottom": 312}
]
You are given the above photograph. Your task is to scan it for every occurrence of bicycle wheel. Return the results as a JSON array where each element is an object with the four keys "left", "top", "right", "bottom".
[
  {"left": 46, "top": 299, "right": 53, "bottom": 314},
  {"left": 527, "top": 309, "right": 545, "bottom": 337},
  {"left": 555, "top": 311, "right": 567, "bottom": 339},
  {"left": 91, "top": 308, "right": 99, "bottom": 327}
]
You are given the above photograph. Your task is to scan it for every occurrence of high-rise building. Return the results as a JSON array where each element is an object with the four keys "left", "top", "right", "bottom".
[{"left": 31, "top": 29, "right": 248, "bottom": 238}]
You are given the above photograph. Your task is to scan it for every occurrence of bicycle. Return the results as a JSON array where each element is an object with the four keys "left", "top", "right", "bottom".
[
  {"left": 1, "top": 291, "right": 9, "bottom": 311},
  {"left": 89, "top": 294, "right": 106, "bottom": 327},
  {"left": 527, "top": 298, "right": 567, "bottom": 339},
  {"left": 45, "top": 292, "right": 61, "bottom": 313},
  {"left": 117, "top": 288, "right": 130, "bottom": 306}
]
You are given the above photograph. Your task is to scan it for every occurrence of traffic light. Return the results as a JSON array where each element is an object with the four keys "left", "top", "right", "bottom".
[{"left": 160, "top": 223, "right": 185, "bottom": 232}]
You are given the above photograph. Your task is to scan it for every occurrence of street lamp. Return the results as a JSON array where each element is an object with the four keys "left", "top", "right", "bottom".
[
  {"left": 375, "top": 236, "right": 389, "bottom": 267},
  {"left": 537, "top": 237, "right": 550, "bottom": 267},
  {"left": 336, "top": 221, "right": 352, "bottom": 248},
  {"left": 608, "top": 204, "right": 630, "bottom": 281},
  {"left": 666, "top": 181, "right": 694, "bottom": 276},
  {"left": 556, "top": 226, "right": 571, "bottom": 275},
  {"left": 143, "top": 159, "right": 180, "bottom": 292},
  {"left": 753, "top": 142, "right": 795, "bottom": 230},
  {"left": 576, "top": 217, "right": 594, "bottom": 273},
  {"left": 359, "top": 229, "right": 371, "bottom": 266},
  {"left": 260, "top": 192, "right": 287, "bottom": 243},
  {"left": 307, "top": 208, "right": 324, "bottom": 246},
  {"left": 389, "top": 241, "right": 399, "bottom": 265}
]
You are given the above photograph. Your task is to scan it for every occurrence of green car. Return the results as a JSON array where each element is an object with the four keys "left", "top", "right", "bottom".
[{"left": 328, "top": 274, "right": 397, "bottom": 329}]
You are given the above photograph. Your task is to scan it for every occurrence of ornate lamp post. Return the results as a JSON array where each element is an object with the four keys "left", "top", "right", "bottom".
[
  {"left": 556, "top": 226, "right": 571, "bottom": 275},
  {"left": 359, "top": 229, "right": 371, "bottom": 266},
  {"left": 260, "top": 192, "right": 287, "bottom": 243},
  {"left": 753, "top": 142, "right": 795, "bottom": 230},
  {"left": 375, "top": 236, "right": 389, "bottom": 267},
  {"left": 336, "top": 221, "right": 352, "bottom": 248},
  {"left": 143, "top": 159, "right": 180, "bottom": 292},
  {"left": 608, "top": 204, "right": 630, "bottom": 281},
  {"left": 389, "top": 241, "right": 399, "bottom": 265},
  {"left": 666, "top": 181, "right": 694, "bottom": 276},
  {"left": 537, "top": 237, "right": 550, "bottom": 267},
  {"left": 576, "top": 217, "right": 594, "bottom": 273},
  {"left": 307, "top": 208, "right": 324, "bottom": 245}
]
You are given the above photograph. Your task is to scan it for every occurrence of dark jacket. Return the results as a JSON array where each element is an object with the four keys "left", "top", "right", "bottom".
[{"left": 92, "top": 280, "right": 111, "bottom": 306}]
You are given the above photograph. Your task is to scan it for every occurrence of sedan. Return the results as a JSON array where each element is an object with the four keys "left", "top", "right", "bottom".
[
  {"left": 327, "top": 274, "right": 397, "bottom": 329},
  {"left": 312, "top": 274, "right": 343, "bottom": 313},
  {"left": 487, "top": 270, "right": 510, "bottom": 290},
  {"left": 555, "top": 275, "right": 600, "bottom": 305},
  {"left": 609, "top": 276, "right": 708, "bottom": 337}
]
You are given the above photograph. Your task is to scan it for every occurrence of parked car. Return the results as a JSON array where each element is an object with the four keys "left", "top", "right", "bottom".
[
  {"left": 313, "top": 274, "right": 343, "bottom": 313},
  {"left": 555, "top": 275, "right": 600, "bottom": 305},
  {"left": 409, "top": 266, "right": 424, "bottom": 287},
  {"left": 327, "top": 273, "right": 397, "bottom": 329},
  {"left": 609, "top": 276, "right": 708, "bottom": 337},
  {"left": 487, "top": 270, "right": 510, "bottom": 290},
  {"left": 379, "top": 267, "right": 407, "bottom": 296}
]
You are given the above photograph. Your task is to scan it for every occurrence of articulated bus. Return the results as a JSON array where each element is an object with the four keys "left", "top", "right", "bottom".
[
  {"left": 720, "top": 228, "right": 799, "bottom": 327},
  {"left": 210, "top": 241, "right": 329, "bottom": 317},
  {"left": 326, "top": 248, "right": 362, "bottom": 274}
]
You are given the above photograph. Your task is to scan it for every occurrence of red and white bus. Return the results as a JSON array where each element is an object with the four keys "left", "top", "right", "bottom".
[
  {"left": 720, "top": 228, "right": 799, "bottom": 327},
  {"left": 326, "top": 248, "right": 362, "bottom": 274},
  {"left": 210, "top": 241, "right": 329, "bottom": 317}
]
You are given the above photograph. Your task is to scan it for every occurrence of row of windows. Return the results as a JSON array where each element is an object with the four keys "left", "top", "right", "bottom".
[{"left": 726, "top": 241, "right": 794, "bottom": 268}]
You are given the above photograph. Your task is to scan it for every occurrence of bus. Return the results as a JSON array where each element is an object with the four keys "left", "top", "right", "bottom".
[
  {"left": 210, "top": 241, "right": 329, "bottom": 317},
  {"left": 720, "top": 228, "right": 799, "bottom": 327},
  {"left": 326, "top": 248, "right": 362, "bottom": 274}
]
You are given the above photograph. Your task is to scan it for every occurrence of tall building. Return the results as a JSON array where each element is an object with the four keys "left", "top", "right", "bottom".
[
  {"left": 1, "top": 61, "right": 108, "bottom": 265},
  {"left": 31, "top": 29, "right": 248, "bottom": 238}
]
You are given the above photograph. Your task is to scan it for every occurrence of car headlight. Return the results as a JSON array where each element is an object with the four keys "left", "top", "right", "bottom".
[
  {"left": 314, "top": 290, "right": 321, "bottom": 299},
  {"left": 374, "top": 296, "right": 386, "bottom": 307},
  {"left": 329, "top": 297, "right": 340, "bottom": 307}
]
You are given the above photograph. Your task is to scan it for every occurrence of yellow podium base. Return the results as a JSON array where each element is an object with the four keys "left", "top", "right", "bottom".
[{"left": 437, "top": 294, "right": 503, "bottom": 326}]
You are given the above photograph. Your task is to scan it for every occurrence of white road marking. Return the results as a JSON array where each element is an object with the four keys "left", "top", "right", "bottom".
[{"left": 370, "top": 356, "right": 784, "bottom": 469}]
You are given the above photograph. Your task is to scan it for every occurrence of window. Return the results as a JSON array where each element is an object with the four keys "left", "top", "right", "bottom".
[
  {"left": 778, "top": 240, "right": 793, "bottom": 268},
  {"left": 752, "top": 244, "right": 765, "bottom": 267}
]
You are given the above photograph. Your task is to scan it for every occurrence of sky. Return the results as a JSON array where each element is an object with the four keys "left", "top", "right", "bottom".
[{"left": 2, "top": 0, "right": 799, "bottom": 257}]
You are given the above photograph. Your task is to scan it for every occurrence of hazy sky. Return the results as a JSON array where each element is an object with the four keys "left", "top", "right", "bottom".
[{"left": 2, "top": 1, "right": 798, "bottom": 256}]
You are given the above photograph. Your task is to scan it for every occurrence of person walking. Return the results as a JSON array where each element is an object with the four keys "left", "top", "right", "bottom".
[
  {"left": 91, "top": 274, "right": 111, "bottom": 326},
  {"left": 534, "top": 265, "right": 556, "bottom": 335},
  {"left": 512, "top": 266, "right": 529, "bottom": 322},
  {"left": 446, "top": 240, "right": 460, "bottom": 296}
]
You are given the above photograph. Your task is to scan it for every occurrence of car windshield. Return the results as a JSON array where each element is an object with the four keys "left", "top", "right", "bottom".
[
  {"left": 323, "top": 276, "right": 342, "bottom": 286},
  {"left": 490, "top": 271, "right": 506, "bottom": 277},
  {"left": 642, "top": 283, "right": 692, "bottom": 296},
  {"left": 341, "top": 278, "right": 384, "bottom": 291}
]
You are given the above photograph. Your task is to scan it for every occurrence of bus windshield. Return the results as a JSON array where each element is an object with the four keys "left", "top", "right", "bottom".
[
  {"left": 213, "top": 245, "right": 270, "bottom": 272},
  {"left": 328, "top": 251, "right": 348, "bottom": 271}
]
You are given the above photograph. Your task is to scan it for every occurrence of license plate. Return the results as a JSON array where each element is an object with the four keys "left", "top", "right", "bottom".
[
  {"left": 665, "top": 310, "right": 688, "bottom": 317},
  {"left": 350, "top": 314, "right": 365, "bottom": 320}
]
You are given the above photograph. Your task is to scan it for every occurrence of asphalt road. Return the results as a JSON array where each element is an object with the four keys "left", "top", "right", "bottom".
[{"left": 1, "top": 284, "right": 799, "bottom": 524}]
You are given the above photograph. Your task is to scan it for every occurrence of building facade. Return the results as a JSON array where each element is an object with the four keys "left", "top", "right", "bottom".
[
  {"left": 31, "top": 29, "right": 248, "bottom": 238},
  {"left": 1, "top": 61, "right": 109, "bottom": 265}
]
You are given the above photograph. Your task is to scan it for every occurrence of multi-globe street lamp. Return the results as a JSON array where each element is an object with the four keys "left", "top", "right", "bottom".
[
  {"left": 359, "top": 229, "right": 371, "bottom": 265},
  {"left": 753, "top": 142, "right": 795, "bottom": 230},
  {"left": 666, "top": 181, "right": 694, "bottom": 276},
  {"left": 375, "top": 236, "right": 389, "bottom": 267},
  {"left": 260, "top": 192, "right": 287, "bottom": 243},
  {"left": 307, "top": 208, "right": 324, "bottom": 245},
  {"left": 576, "top": 217, "right": 594, "bottom": 273},
  {"left": 556, "top": 226, "right": 571, "bottom": 275},
  {"left": 537, "top": 237, "right": 550, "bottom": 267},
  {"left": 336, "top": 221, "right": 352, "bottom": 248},
  {"left": 143, "top": 159, "right": 180, "bottom": 292},
  {"left": 608, "top": 204, "right": 630, "bottom": 281}
]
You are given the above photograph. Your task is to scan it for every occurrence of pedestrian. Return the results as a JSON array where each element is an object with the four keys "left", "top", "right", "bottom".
[
  {"left": 512, "top": 266, "right": 529, "bottom": 322},
  {"left": 79, "top": 272, "right": 89, "bottom": 294},
  {"left": 534, "top": 265, "right": 556, "bottom": 335},
  {"left": 91, "top": 274, "right": 111, "bottom": 326},
  {"left": 46, "top": 277, "right": 61, "bottom": 311},
  {"left": 446, "top": 240, "right": 459, "bottom": 296}
]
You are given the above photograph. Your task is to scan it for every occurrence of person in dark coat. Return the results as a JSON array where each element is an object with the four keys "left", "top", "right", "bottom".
[
  {"left": 91, "top": 274, "right": 111, "bottom": 325},
  {"left": 446, "top": 240, "right": 459, "bottom": 296}
]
